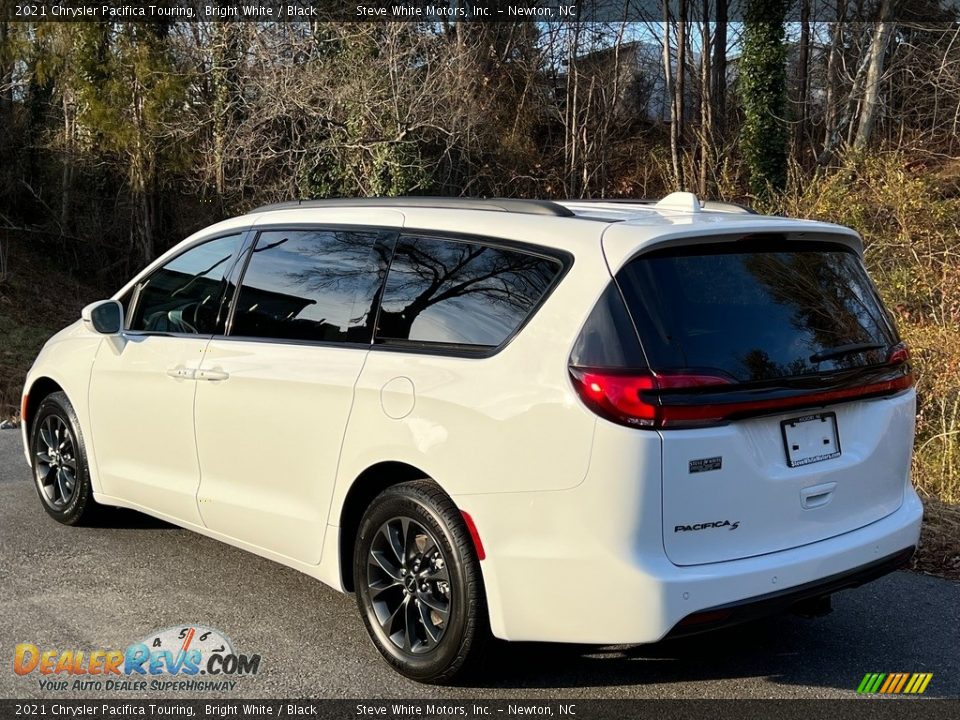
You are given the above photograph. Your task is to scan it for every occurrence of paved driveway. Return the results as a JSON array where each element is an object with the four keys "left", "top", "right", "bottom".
[{"left": 1, "top": 429, "right": 957, "bottom": 699}]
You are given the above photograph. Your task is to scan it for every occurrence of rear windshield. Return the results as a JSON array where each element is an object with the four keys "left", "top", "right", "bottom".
[{"left": 615, "top": 240, "right": 899, "bottom": 383}]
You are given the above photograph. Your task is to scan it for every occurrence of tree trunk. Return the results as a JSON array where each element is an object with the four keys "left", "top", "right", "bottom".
[
  {"left": 698, "top": 6, "right": 712, "bottom": 197},
  {"left": 663, "top": 10, "right": 682, "bottom": 189},
  {"left": 712, "top": 0, "right": 727, "bottom": 141},
  {"left": 0, "top": 22, "right": 11, "bottom": 126},
  {"left": 676, "top": 0, "right": 687, "bottom": 189},
  {"left": 565, "top": 28, "right": 580, "bottom": 197},
  {"left": 212, "top": 21, "right": 241, "bottom": 198},
  {"left": 61, "top": 90, "right": 75, "bottom": 232},
  {"left": 741, "top": 0, "right": 789, "bottom": 198},
  {"left": 854, "top": 0, "right": 896, "bottom": 150},
  {"left": 821, "top": 2, "right": 847, "bottom": 162},
  {"left": 795, "top": 0, "right": 811, "bottom": 151}
]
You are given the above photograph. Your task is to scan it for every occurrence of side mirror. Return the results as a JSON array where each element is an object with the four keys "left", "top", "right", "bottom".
[{"left": 81, "top": 300, "right": 124, "bottom": 335}]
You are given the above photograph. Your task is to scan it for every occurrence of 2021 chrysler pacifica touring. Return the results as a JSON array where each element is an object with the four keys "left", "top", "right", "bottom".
[{"left": 21, "top": 193, "right": 922, "bottom": 682}]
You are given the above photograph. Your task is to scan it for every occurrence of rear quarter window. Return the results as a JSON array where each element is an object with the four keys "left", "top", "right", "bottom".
[{"left": 375, "top": 235, "right": 563, "bottom": 351}]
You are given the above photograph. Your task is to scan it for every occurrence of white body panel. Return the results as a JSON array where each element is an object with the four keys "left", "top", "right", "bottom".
[
  {"left": 88, "top": 335, "right": 209, "bottom": 525},
  {"left": 194, "top": 340, "right": 366, "bottom": 565},
  {"left": 21, "top": 200, "right": 922, "bottom": 646},
  {"left": 660, "top": 394, "right": 914, "bottom": 566}
]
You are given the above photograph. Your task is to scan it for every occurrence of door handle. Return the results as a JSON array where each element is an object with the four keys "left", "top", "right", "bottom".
[
  {"left": 165, "top": 366, "right": 195, "bottom": 380},
  {"left": 196, "top": 368, "right": 230, "bottom": 382}
]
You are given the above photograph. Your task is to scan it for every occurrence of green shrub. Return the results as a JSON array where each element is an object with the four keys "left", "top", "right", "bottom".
[{"left": 776, "top": 151, "right": 960, "bottom": 503}]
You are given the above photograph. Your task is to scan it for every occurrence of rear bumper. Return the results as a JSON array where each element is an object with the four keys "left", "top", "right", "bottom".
[
  {"left": 665, "top": 545, "right": 915, "bottom": 639},
  {"left": 459, "top": 482, "right": 923, "bottom": 644}
]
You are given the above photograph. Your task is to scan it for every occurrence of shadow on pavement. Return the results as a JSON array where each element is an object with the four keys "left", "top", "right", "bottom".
[
  {"left": 85, "top": 506, "right": 176, "bottom": 530},
  {"left": 463, "top": 576, "right": 959, "bottom": 697}
]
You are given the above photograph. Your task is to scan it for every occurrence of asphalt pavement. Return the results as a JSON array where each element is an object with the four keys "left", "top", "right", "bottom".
[{"left": 1, "top": 429, "right": 958, "bottom": 699}]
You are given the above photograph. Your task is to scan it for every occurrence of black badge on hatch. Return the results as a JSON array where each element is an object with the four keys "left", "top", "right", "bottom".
[{"left": 689, "top": 456, "right": 722, "bottom": 473}]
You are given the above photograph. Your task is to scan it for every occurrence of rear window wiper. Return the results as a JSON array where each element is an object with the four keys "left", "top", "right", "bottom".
[{"left": 810, "top": 342, "right": 886, "bottom": 364}]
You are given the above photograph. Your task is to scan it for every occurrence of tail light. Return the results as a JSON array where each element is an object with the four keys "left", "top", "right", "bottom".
[
  {"left": 569, "top": 369, "right": 733, "bottom": 428},
  {"left": 570, "top": 362, "right": 913, "bottom": 429}
]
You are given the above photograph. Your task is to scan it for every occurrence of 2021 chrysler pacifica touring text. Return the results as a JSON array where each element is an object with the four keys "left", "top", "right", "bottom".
[{"left": 21, "top": 193, "right": 922, "bottom": 683}]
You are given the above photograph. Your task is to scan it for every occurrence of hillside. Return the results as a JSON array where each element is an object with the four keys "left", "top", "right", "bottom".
[{"left": 0, "top": 235, "right": 105, "bottom": 419}]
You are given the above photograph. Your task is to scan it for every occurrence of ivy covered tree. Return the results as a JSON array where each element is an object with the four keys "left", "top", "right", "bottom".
[{"left": 740, "top": 0, "right": 789, "bottom": 200}]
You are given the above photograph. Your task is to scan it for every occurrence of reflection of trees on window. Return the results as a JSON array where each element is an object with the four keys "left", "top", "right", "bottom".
[
  {"left": 230, "top": 230, "right": 560, "bottom": 348},
  {"left": 132, "top": 234, "right": 242, "bottom": 334},
  {"left": 281, "top": 231, "right": 395, "bottom": 335},
  {"left": 376, "top": 237, "right": 561, "bottom": 347},
  {"left": 231, "top": 230, "right": 393, "bottom": 343},
  {"left": 616, "top": 244, "right": 896, "bottom": 384},
  {"left": 740, "top": 349, "right": 813, "bottom": 382},
  {"left": 743, "top": 251, "right": 891, "bottom": 374}
]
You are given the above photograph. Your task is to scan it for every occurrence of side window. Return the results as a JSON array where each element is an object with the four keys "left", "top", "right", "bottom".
[
  {"left": 230, "top": 228, "right": 395, "bottom": 344},
  {"left": 128, "top": 234, "right": 243, "bottom": 334},
  {"left": 376, "top": 235, "right": 562, "bottom": 349}
]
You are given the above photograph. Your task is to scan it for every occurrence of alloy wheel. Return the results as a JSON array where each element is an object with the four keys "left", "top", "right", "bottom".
[
  {"left": 34, "top": 414, "right": 78, "bottom": 509},
  {"left": 366, "top": 516, "right": 451, "bottom": 654}
]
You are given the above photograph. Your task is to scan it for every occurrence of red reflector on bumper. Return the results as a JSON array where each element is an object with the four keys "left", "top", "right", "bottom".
[{"left": 460, "top": 511, "right": 486, "bottom": 561}]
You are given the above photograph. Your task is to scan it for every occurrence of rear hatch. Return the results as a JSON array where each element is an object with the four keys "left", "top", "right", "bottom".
[{"left": 570, "top": 233, "right": 914, "bottom": 566}]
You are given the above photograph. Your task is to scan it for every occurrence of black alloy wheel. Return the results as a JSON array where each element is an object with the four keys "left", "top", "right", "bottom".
[
  {"left": 30, "top": 391, "right": 102, "bottom": 525},
  {"left": 354, "top": 480, "right": 489, "bottom": 683}
]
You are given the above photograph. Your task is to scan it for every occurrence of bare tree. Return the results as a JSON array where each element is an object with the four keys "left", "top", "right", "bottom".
[
  {"left": 663, "top": 8, "right": 683, "bottom": 188},
  {"left": 854, "top": 0, "right": 897, "bottom": 149}
]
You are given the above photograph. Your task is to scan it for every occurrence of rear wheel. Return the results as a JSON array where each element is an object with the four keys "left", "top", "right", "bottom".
[
  {"left": 30, "top": 392, "right": 103, "bottom": 525},
  {"left": 354, "top": 480, "right": 489, "bottom": 683}
]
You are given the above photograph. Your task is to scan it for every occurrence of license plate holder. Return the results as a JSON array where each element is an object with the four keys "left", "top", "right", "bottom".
[{"left": 781, "top": 412, "right": 841, "bottom": 468}]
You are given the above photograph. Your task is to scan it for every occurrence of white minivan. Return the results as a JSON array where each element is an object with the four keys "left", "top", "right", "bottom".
[{"left": 21, "top": 194, "right": 922, "bottom": 682}]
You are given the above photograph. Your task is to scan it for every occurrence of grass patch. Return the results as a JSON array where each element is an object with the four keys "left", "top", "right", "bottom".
[
  {"left": 0, "top": 313, "right": 63, "bottom": 417},
  {"left": 913, "top": 498, "right": 960, "bottom": 581},
  {"left": 0, "top": 237, "right": 103, "bottom": 418}
]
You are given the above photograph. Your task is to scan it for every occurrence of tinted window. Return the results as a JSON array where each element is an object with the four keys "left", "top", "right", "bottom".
[
  {"left": 376, "top": 236, "right": 561, "bottom": 349},
  {"left": 129, "top": 234, "right": 243, "bottom": 334},
  {"left": 616, "top": 240, "right": 898, "bottom": 382},
  {"left": 230, "top": 229, "right": 395, "bottom": 344},
  {"left": 570, "top": 283, "right": 647, "bottom": 369}
]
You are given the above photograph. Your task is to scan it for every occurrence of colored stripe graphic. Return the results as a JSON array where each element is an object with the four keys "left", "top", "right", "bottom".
[
  {"left": 857, "top": 672, "right": 933, "bottom": 694},
  {"left": 857, "top": 673, "right": 886, "bottom": 693}
]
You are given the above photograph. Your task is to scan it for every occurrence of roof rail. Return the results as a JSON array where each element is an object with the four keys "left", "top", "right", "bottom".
[
  {"left": 701, "top": 200, "right": 757, "bottom": 215},
  {"left": 561, "top": 196, "right": 756, "bottom": 215},
  {"left": 250, "top": 197, "right": 575, "bottom": 218}
]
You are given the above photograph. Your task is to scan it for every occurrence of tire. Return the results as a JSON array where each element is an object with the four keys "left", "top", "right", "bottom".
[
  {"left": 354, "top": 480, "right": 490, "bottom": 684},
  {"left": 29, "top": 391, "right": 103, "bottom": 526}
]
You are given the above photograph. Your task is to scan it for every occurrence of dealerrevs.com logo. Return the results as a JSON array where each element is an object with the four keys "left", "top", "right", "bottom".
[{"left": 14, "top": 625, "right": 261, "bottom": 692}]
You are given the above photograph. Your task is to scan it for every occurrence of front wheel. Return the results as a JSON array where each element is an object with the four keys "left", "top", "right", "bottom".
[
  {"left": 29, "top": 391, "right": 103, "bottom": 525},
  {"left": 354, "top": 480, "right": 490, "bottom": 684}
]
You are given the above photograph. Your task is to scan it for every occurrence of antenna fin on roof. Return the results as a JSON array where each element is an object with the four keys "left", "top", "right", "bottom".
[{"left": 655, "top": 192, "right": 701, "bottom": 213}]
